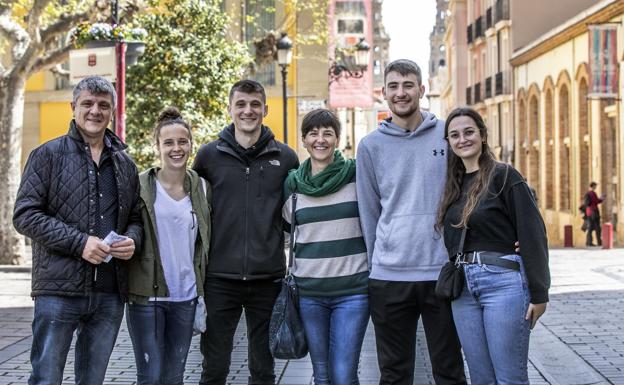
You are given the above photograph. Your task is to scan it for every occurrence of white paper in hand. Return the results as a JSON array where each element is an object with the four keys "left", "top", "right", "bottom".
[{"left": 102, "top": 231, "right": 128, "bottom": 263}]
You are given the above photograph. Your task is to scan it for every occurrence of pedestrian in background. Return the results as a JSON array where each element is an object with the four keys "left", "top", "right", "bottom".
[
  {"left": 13, "top": 76, "right": 142, "bottom": 385},
  {"left": 126, "top": 107, "right": 211, "bottom": 385},
  {"left": 584, "top": 181, "right": 605, "bottom": 247},
  {"left": 437, "top": 107, "right": 550, "bottom": 385},
  {"left": 193, "top": 79, "right": 299, "bottom": 385},
  {"left": 283, "top": 109, "right": 369, "bottom": 385}
]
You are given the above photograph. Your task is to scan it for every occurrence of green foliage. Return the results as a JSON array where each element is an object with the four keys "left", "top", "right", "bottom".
[{"left": 125, "top": 0, "right": 250, "bottom": 170}]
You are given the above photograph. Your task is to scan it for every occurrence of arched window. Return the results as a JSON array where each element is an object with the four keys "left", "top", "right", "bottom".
[
  {"left": 528, "top": 94, "right": 539, "bottom": 193},
  {"left": 518, "top": 97, "right": 527, "bottom": 176},
  {"left": 559, "top": 85, "right": 571, "bottom": 211},
  {"left": 578, "top": 78, "right": 590, "bottom": 198},
  {"left": 545, "top": 89, "right": 554, "bottom": 209}
]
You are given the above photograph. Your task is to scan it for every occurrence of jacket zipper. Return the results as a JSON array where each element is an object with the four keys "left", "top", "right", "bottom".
[
  {"left": 243, "top": 167, "right": 250, "bottom": 280},
  {"left": 258, "top": 166, "right": 263, "bottom": 198}
]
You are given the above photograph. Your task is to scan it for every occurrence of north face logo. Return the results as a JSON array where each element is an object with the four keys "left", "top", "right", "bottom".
[
  {"left": 432, "top": 149, "right": 445, "bottom": 156},
  {"left": 268, "top": 159, "right": 281, "bottom": 166}
]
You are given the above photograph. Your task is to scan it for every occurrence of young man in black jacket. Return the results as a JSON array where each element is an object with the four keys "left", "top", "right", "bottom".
[
  {"left": 13, "top": 76, "right": 142, "bottom": 385},
  {"left": 193, "top": 79, "right": 299, "bottom": 385}
]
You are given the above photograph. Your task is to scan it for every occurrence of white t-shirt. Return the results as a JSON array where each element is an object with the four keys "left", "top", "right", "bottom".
[{"left": 149, "top": 180, "right": 198, "bottom": 302}]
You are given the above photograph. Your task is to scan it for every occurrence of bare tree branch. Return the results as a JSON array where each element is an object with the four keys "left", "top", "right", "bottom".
[
  {"left": 0, "top": 12, "right": 30, "bottom": 63},
  {"left": 0, "top": 0, "right": 19, "bottom": 13},
  {"left": 41, "top": 9, "right": 98, "bottom": 45},
  {"left": 28, "top": 44, "right": 72, "bottom": 75},
  {"left": 50, "top": 63, "right": 70, "bottom": 76},
  {"left": 27, "top": 0, "right": 55, "bottom": 38}
]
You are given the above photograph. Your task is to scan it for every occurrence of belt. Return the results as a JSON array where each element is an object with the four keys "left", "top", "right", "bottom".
[{"left": 457, "top": 251, "right": 520, "bottom": 271}]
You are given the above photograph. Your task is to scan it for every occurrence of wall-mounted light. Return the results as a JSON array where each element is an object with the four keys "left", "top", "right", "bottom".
[{"left": 328, "top": 37, "right": 371, "bottom": 84}]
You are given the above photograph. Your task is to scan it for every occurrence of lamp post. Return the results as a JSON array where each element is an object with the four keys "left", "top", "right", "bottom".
[
  {"left": 111, "top": 0, "right": 127, "bottom": 142},
  {"left": 328, "top": 37, "right": 371, "bottom": 84},
  {"left": 276, "top": 32, "right": 293, "bottom": 146}
]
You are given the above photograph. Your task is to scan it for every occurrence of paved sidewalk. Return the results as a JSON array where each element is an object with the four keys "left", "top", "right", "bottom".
[{"left": 0, "top": 248, "right": 623, "bottom": 384}]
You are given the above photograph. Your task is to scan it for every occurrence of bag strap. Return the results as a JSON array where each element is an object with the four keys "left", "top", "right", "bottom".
[
  {"left": 201, "top": 177, "right": 207, "bottom": 197},
  {"left": 287, "top": 193, "right": 298, "bottom": 276},
  {"left": 198, "top": 177, "right": 209, "bottom": 281},
  {"left": 457, "top": 227, "right": 468, "bottom": 258}
]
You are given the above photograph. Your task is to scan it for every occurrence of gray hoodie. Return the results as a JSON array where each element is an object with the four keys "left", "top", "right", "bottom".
[{"left": 356, "top": 111, "right": 448, "bottom": 281}]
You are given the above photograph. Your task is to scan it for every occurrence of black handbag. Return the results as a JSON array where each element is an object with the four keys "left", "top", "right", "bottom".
[
  {"left": 435, "top": 227, "right": 467, "bottom": 300},
  {"left": 269, "top": 193, "right": 308, "bottom": 359}
]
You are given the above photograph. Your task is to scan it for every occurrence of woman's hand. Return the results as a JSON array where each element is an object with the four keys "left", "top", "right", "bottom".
[{"left": 525, "top": 302, "right": 547, "bottom": 329}]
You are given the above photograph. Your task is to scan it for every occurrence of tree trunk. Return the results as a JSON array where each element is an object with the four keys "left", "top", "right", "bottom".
[{"left": 0, "top": 73, "right": 27, "bottom": 265}]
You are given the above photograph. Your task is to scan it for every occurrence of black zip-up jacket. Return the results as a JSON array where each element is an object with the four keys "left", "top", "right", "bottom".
[
  {"left": 13, "top": 121, "right": 142, "bottom": 300},
  {"left": 193, "top": 125, "right": 298, "bottom": 280}
]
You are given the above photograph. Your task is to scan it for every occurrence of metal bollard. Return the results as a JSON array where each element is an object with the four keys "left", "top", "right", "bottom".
[
  {"left": 602, "top": 222, "right": 613, "bottom": 249},
  {"left": 563, "top": 224, "right": 574, "bottom": 247}
]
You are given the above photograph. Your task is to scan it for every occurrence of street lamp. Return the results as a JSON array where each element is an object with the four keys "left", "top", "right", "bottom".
[
  {"left": 276, "top": 32, "right": 293, "bottom": 145},
  {"left": 328, "top": 37, "right": 371, "bottom": 84}
]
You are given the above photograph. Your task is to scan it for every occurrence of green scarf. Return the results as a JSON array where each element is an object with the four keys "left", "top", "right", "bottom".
[{"left": 285, "top": 150, "right": 355, "bottom": 197}]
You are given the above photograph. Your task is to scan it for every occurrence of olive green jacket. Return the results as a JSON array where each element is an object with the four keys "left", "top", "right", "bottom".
[{"left": 127, "top": 167, "right": 211, "bottom": 304}]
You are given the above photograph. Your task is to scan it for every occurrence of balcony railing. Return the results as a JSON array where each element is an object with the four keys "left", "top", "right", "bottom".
[
  {"left": 495, "top": 0, "right": 510, "bottom": 23},
  {"left": 474, "top": 82, "right": 482, "bottom": 103},
  {"left": 486, "top": 7, "right": 493, "bottom": 29},
  {"left": 466, "top": 86, "right": 472, "bottom": 105},
  {"left": 485, "top": 76, "right": 492, "bottom": 99},
  {"left": 495, "top": 70, "right": 512, "bottom": 95},
  {"left": 475, "top": 16, "right": 484, "bottom": 38},
  {"left": 467, "top": 24, "right": 473, "bottom": 44}
]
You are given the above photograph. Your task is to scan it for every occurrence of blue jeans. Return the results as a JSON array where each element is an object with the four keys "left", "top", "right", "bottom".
[
  {"left": 29, "top": 292, "right": 124, "bottom": 385},
  {"left": 126, "top": 299, "right": 196, "bottom": 385},
  {"left": 451, "top": 254, "right": 531, "bottom": 385},
  {"left": 299, "top": 294, "right": 369, "bottom": 385}
]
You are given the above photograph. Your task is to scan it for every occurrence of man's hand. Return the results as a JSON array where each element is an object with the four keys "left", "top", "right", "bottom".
[
  {"left": 82, "top": 236, "right": 110, "bottom": 264},
  {"left": 110, "top": 238, "right": 135, "bottom": 260},
  {"left": 525, "top": 302, "right": 547, "bottom": 329}
]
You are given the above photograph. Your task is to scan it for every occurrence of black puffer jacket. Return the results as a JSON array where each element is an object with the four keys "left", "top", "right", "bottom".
[
  {"left": 192, "top": 125, "right": 299, "bottom": 280},
  {"left": 13, "top": 121, "right": 142, "bottom": 299}
]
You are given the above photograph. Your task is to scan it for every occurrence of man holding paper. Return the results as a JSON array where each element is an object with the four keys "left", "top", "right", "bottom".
[{"left": 13, "top": 76, "right": 142, "bottom": 385}]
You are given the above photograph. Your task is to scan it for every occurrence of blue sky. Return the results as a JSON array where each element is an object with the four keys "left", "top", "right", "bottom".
[{"left": 382, "top": 0, "right": 436, "bottom": 107}]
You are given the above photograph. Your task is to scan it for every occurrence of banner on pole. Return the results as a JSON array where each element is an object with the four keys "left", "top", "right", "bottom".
[
  {"left": 69, "top": 47, "right": 117, "bottom": 85},
  {"left": 588, "top": 23, "right": 618, "bottom": 98}
]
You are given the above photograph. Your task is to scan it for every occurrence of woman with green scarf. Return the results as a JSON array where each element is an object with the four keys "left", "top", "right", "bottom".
[{"left": 282, "top": 109, "right": 369, "bottom": 385}]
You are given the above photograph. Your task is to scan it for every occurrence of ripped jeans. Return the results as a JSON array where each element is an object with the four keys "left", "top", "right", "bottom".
[{"left": 126, "top": 299, "right": 196, "bottom": 385}]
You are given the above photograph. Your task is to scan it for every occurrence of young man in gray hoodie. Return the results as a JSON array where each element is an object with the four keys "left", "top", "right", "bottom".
[{"left": 356, "top": 59, "right": 467, "bottom": 385}]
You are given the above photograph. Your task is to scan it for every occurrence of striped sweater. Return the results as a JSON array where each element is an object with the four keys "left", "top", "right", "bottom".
[{"left": 282, "top": 176, "right": 369, "bottom": 297}]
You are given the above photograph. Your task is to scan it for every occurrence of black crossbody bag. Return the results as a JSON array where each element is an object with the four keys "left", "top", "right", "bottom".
[
  {"left": 435, "top": 227, "right": 467, "bottom": 300},
  {"left": 268, "top": 193, "right": 308, "bottom": 359}
]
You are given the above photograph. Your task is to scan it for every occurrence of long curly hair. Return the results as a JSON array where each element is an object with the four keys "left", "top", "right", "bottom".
[{"left": 435, "top": 107, "right": 499, "bottom": 231}]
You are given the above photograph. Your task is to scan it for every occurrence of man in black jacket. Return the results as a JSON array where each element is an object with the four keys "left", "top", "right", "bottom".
[
  {"left": 193, "top": 79, "right": 298, "bottom": 385},
  {"left": 13, "top": 76, "right": 142, "bottom": 385}
]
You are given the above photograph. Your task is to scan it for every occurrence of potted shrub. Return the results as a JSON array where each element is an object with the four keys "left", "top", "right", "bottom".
[{"left": 70, "top": 22, "right": 148, "bottom": 65}]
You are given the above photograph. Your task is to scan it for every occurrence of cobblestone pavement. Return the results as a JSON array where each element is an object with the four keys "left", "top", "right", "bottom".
[{"left": 0, "top": 247, "right": 622, "bottom": 384}]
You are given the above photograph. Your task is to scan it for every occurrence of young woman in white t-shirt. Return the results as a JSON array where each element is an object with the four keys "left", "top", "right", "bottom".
[{"left": 126, "top": 107, "right": 211, "bottom": 385}]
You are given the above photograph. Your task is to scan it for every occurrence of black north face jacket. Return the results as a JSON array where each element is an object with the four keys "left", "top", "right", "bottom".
[
  {"left": 193, "top": 125, "right": 299, "bottom": 281},
  {"left": 13, "top": 121, "right": 142, "bottom": 299}
]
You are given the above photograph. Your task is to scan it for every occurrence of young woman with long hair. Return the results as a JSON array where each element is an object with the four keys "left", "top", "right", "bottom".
[
  {"left": 282, "top": 109, "right": 369, "bottom": 385},
  {"left": 436, "top": 107, "right": 550, "bottom": 385},
  {"left": 126, "top": 107, "right": 211, "bottom": 385}
]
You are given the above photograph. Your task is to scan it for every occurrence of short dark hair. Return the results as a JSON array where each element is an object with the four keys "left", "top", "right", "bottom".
[
  {"left": 301, "top": 109, "right": 341, "bottom": 138},
  {"left": 590, "top": 181, "right": 597, "bottom": 188},
  {"left": 384, "top": 59, "right": 422, "bottom": 85},
  {"left": 229, "top": 79, "right": 266, "bottom": 104}
]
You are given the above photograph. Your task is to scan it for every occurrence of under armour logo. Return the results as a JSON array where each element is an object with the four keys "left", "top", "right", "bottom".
[{"left": 433, "top": 149, "right": 445, "bottom": 156}]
